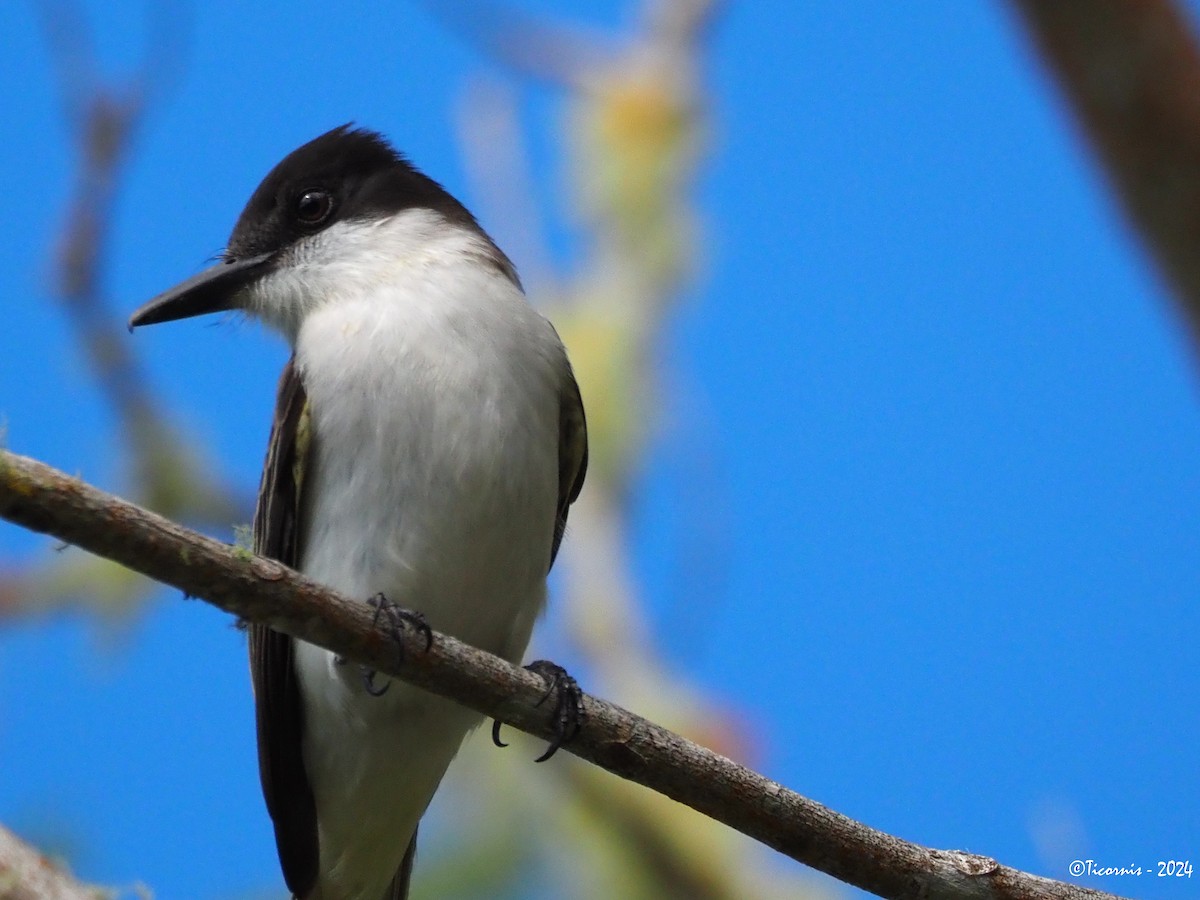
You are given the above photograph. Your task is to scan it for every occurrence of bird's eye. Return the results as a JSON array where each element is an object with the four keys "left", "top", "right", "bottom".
[{"left": 294, "top": 189, "right": 334, "bottom": 225}]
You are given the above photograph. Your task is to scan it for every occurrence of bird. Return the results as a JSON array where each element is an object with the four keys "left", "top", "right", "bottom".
[{"left": 129, "top": 124, "right": 588, "bottom": 900}]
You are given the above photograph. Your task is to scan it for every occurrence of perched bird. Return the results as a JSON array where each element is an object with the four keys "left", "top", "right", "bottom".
[{"left": 129, "top": 125, "right": 588, "bottom": 900}]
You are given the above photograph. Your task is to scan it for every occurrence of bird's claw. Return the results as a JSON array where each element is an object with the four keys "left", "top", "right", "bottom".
[
  {"left": 361, "top": 665, "right": 390, "bottom": 696},
  {"left": 492, "top": 659, "right": 585, "bottom": 762},
  {"left": 358, "top": 593, "right": 432, "bottom": 697},
  {"left": 368, "top": 593, "right": 433, "bottom": 653}
]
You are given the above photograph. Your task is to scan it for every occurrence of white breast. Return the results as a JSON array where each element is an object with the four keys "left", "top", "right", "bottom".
[
  {"left": 275, "top": 212, "right": 565, "bottom": 899},
  {"left": 296, "top": 255, "right": 562, "bottom": 652}
]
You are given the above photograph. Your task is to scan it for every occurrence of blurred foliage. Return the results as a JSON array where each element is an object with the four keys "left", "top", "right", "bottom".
[
  {"left": 415, "top": 3, "right": 830, "bottom": 898},
  {"left": 1, "top": 0, "right": 247, "bottom": 625}
]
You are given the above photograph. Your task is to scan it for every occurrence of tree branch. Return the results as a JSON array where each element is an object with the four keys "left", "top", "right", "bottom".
[
  {"left": 0, "top": 449, "right": 1120, "bottom": 900},
  {"left": 1009, "top": 0, "right": 1200, "bottom": 350},
  {"left": 0, "top": 823, "right": 107, "bottom": 900}
]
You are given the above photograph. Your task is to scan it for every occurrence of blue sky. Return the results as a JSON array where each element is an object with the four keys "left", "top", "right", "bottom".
[{"left": 2, "top": 2, "right": 1198, "bottom": 898}]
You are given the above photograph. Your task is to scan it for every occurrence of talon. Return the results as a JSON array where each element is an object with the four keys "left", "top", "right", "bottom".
[
  {"left": 361, "top": 666, "right": 390, "bottom": 697},
  {"left": 491, "top": 719, "right": 509, "bottom": 749},
  {"left": 490, "top": 659, "right": 584, "bottom": 762},
  {"left": 368, "top": 593, "right": 433, "bottom": 659},
  {"left": 358, "top": 594, "right": 430, "bottom": 698}
]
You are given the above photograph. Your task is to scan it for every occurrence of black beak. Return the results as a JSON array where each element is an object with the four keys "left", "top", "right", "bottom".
[{"left": 128, "top": 253, "right": 274, "bottom": 329}]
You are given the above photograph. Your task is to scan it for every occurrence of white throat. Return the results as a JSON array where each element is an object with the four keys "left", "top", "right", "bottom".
[{"left": 243, "top": 208, "right": 510, "bottom": 343}]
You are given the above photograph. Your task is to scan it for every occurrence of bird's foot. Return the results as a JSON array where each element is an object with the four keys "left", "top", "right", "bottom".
[
  {"left": 492, "top": 659, "right": 585, "bottom": 762},
  {"left": 356, "top": 593, "right": 433, "bottom": 697}
]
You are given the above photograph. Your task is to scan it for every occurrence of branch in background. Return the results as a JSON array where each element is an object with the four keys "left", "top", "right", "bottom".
[
  {"left": 449, "top": 6, "right": 761, "bottom": 895},
  {"left": 3, "top": 1, "right": 249, "bottom": 621},
  {"left": 0, "top": 449, "right": 1122, "bottom": 900},
  {"left": 35, "top": 0, "right": 244, "bottom": 525},
  {"left": 0, "top": 823, "right": 108, "bottom": 900},
  {"left": 1010, "top": 0, "right": 1200, "bottom": 350}
]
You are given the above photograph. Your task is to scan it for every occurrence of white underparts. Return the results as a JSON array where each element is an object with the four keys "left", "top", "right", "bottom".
[{"left": 257, "top": 210, "right": 567, "bottom": 900}]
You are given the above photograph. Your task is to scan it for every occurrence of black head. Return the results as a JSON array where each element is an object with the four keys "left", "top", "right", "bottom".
[
  {"left": 129, "top": 125, "right": 508, "bottom": 330},
  {"left": 225, "top": 124, "right": 483, "bottom": 260}
]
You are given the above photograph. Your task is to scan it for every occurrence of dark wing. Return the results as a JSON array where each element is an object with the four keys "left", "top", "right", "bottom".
[
  {"left": 550, "top": 368, "right": 588, "bottom": 569},
  {"left": 249, "top": 357, "right": 319, "bottom": 898},
  {"left": 383, "top": 830, "right": 419, "bottom": 900}
]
